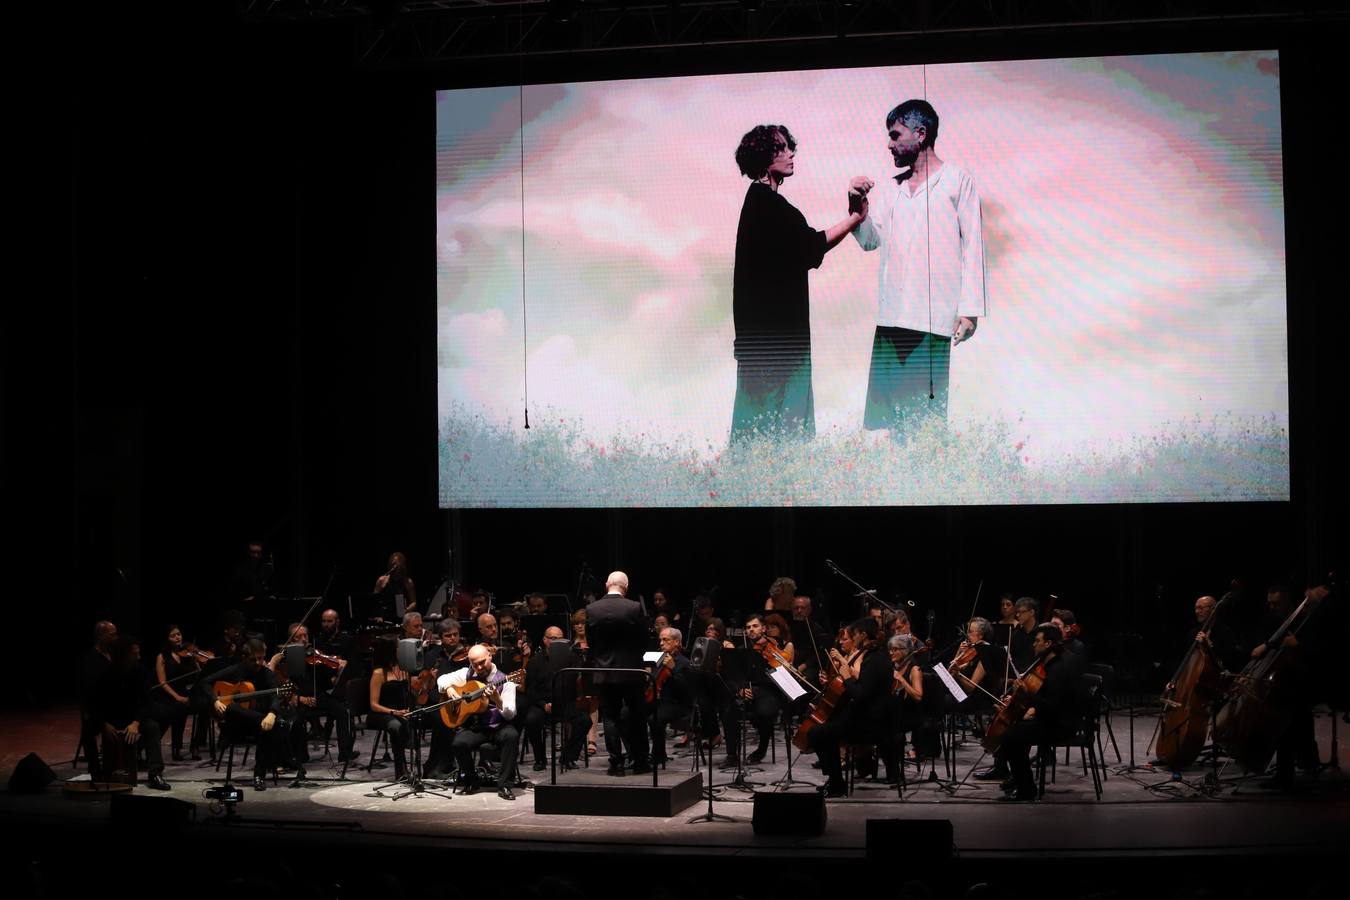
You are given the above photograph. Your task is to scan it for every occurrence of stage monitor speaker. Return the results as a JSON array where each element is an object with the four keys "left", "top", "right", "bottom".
[
  {"left": 866, "top": 818, "right": 953, "bottom": 862},
  {"left": 8, "top": 752, "right": 56, "bottom": 794},
  {"left": 397, "top": 638, "right": 424, "bottom": 673},
  {"left": 111, "top": 792, "right": 197, "bottom": 829},
  {"left": 689, "top": 636, "right": 720, "bottom": 673},
  {"left": 284, "top": 643, "right": 309, "bottom": 682},
  {"left": 752, "top": 789, "right": 826, "bottom": 836}
]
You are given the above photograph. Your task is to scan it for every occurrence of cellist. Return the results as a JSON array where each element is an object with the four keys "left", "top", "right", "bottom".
[
  {"left": 993, "top": 623, "right": 1076, "bottom": 802},
  {"left": 808, "top": 618, "right": 892, "bottom": 798}
]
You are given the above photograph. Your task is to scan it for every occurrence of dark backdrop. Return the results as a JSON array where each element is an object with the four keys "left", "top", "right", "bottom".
[{"left": 4, "top": 7, "right": 1343, "bottom": 703}]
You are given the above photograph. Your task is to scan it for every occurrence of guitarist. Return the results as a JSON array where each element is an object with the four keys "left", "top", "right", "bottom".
[
  {"left": 192, "top": 638, "right": 297, "bottom": 791},
  {"left": 437, "top": 644, "right": 521, "bottom": 800}
]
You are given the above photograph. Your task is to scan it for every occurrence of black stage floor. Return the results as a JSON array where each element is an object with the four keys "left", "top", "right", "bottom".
[{"left": 3, "top": 703, "right": 1349, "bottom": 897}]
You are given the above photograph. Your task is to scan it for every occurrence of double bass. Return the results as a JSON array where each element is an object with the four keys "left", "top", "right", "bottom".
[
  {"left": 1153, "top": 592, "right": 1234, "bottom": 770},
  {"left": 1214, "top": 586, "right": 1326, "bottom": 773}
]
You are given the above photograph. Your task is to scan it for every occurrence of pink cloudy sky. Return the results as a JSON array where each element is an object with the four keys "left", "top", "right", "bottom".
[{"left": 437, "top": 51, "right": 1284, "bottom": 460}]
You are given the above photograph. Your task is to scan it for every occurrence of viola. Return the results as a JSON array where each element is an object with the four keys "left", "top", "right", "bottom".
[
  {"left": 1153, "top": 592, "right": 1233, "bottom": 769},
  {"left": 410, "top": 667, "right": 439, "bottom": 705},
  {"left": 179, "top": 643, "right": 213, "bottom": 665},
  {"left": 645, "top": 653, "right": 674, "bottom": 703}
]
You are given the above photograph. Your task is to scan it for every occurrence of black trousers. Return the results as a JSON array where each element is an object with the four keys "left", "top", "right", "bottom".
[
  {"left": 598, "top": 681, "right": 649, "bottom": 767},
  {"left": 148, "top": 697, "right": 193, "bottom": 752},
  {"left": 366, "top": 712, "right": 410, "bottom": 779},
  {"left": 721, "top": 688, "right": 780, "bottom": 759},
  {"left": 223, "top": 706, "right": 291, "bottom": 778},
  {"left": 650, "top": 701, "right": 692, "bottom": 761},
  {"left": 807, "top": 709, "right": 877, "bottom": 786},
  {"left": 523, "top": 704, "right": 590, "bottom": 765},
  {"left": 287, "top": 693, "right": 353, "bottom": 762},
  {"left": 998, "top": 717, "right": 1050, "bottom": 796},
  {"left": 452, "top": 723, "right": 520, "bottom": 788}
]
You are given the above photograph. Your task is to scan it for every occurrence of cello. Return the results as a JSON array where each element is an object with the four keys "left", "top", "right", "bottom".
[
  {"left": 1153, "top": 591, "right": 1235, "bottom": 769},
  {"left": 793, "top": 629, "right": 854, "bottom": 752},
  {"left": 1213, "top": 586, "right": 1327, "bottom": 773}
]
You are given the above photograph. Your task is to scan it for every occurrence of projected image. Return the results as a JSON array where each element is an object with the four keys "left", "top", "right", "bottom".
[{"left": 437, "top": 51, "right": 1288, "bottom": 508}]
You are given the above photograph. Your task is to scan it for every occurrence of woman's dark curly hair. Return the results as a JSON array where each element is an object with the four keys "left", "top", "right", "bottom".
[{"left": 735, "top": 124, "right": 796, "bottom": 180}]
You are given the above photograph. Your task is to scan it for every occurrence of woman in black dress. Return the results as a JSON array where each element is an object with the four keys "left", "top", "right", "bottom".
[{"left": 731, "top": 124, "right": 865, "bottom": 443}]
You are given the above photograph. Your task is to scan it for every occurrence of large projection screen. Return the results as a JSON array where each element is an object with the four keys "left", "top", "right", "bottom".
[{"left": 437, "top": 51, "right": 1288, "bottom": 508}]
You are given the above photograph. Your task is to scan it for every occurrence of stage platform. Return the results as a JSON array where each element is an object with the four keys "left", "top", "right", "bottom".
[{"left": 3, "top": 703, "right": 1347, "bottom": 886}]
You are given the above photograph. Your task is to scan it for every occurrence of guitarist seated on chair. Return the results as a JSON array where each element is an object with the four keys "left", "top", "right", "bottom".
[
  {"left": 434, "top": 644, "right": 522, "bottom": 800},
  {"left": 192, "top": 637, "right": 297, "bottom": 791}
]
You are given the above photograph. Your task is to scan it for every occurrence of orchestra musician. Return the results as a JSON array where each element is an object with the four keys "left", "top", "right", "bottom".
[
  {"left": 791, "top": 594, "right": 832, "bottom": 687},
  {"left": 1184, "top": 594, "right": 1245, "bottom": 674},
  {"left": 1250, "top": 584, "right": 1326, "bottom": 788},
  {"left": 315, "top": 608, "right": 358, "bottom": 664},
  {"left": 438, "top": 644, "right": 522, "bottom": 799},
  {"left": 192, "top": 637, "right": 295, "bottom": 791},
  {"left": 949, "top": 617, "right": 1008, "bottom": 703},
  {"left": 649, "top": 627, "right": 696, "bottom": 766},
  {"left": 808, "top": 618, "right": 892, "bottom": 797},
  {"left": 372, "top": 551, "right": 417, "bottom": 619},
  {"left": 993, "top": 593, "right": 1018, "bottom": 647},
  {"left": 571, "top": 608, "right": 600, "bottom": 757},
  {"left": 149, "top": 624, "right": 201, "bottom": 761},
  {"left": 270, "top": 622, "right": 357, "bottom": 765},
  {"left": 993, "top": 623, "right": 1074, "bottom": 802},
  {"left": 79, "top": 621, "right": 119, "bottom": 778},
  {"left": 1050, "top": 608, "right": 1089, "bottom": 664},
  {"left": 768, "top": 577, "right": 797, "bottom": 614},
  {"left": 522, "top": 626, "right": 590, "bottom": 771},
  {"left": 400, "top": 611, "right": 429, "bottom": 646},
  {"left": 365, "top": 637, "right": 413, "bottom": 782},
  {"left": 1008, "top": 597, "right": 1039, "bottom": 672},
  {"left": 92, "top": 635, "right": 172, "bottom": 790},
  {"left": 728, "top": 613, "right": 785, "bottom": 766},
  {"left": 880, "top": 633, "right": 925, "bottom": 785},
  {"left": 527, "top": 592, "right": 550, "bottom": 616},
  {"left": 427, "top": 619, "right": 471, "bottom": 678}
]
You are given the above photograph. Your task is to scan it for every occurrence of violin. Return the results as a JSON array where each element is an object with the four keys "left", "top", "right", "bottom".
[
  {"left": 948, "top": 643, "right": 978, "bottom": 675},
  {"left": 410, "top": 666, "right": 439, "bottom": 705},
  {"left": 306, "top": 648, "right": 344, "bottom": 671},
  {"left": 645, "top": 652, "right": 674, "bottom": 703},
  {"left": 753, "top": 635, "right": 786, "bottom": 669},
  {"left": 179, "top": 643, "right": 213, "bottom": 665}
]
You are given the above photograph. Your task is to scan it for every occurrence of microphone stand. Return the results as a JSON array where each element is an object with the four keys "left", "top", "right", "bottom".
[
  {"left": 825, "top": 558, "right": 900, "bottom": 616},
  {"left": 365, "top": 686, "right": 455, "bottom": 802}
]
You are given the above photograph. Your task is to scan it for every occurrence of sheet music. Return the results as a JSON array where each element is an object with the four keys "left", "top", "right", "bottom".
[
  {"left": 933, "top": 664, "right": 968, "bottom": 703},
  {"left": 642, "top": 651, "right": 664, "bottom": 663},
  {"left": 770, "top": 666, "right": 808, "bottom": 701}
]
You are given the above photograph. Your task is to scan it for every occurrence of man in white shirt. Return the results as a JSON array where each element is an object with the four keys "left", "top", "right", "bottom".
[
  {"left": 849, "top": 99, "right": 986, "bottom": 431},
  {"left": 437, "top": 644, "right": 520, "bottom": 799}
]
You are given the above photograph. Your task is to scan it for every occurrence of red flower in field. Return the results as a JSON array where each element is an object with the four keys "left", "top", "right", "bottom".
[
  {"left": 462, "top": 453, "right": 470, "bottom": 463},
  {"left": 1014, "top": 441, "right": 1025, "bottom": 452},
  {"left": 709, "top": 491, "right": 718, "bottom": 499}
]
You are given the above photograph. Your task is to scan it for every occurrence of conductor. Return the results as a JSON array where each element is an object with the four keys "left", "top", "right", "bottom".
[{"left": 587, "top": 570, "right": 651, "bottom": 776}]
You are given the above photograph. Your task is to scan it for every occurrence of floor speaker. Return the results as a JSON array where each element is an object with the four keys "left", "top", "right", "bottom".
[
  {"left": 751, "top": 788, "right": 827, "bottom": 836},
  {"left": 8, "top": 752, "right": 56, "bottom": 794},
  {"left": 866, "top": 818, "right": 954, "bottom": 861}
]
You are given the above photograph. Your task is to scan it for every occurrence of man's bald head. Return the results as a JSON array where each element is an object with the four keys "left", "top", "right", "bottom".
[
  {"left": 605, "top": 571, "right": 629, "bottom": 595},
  {"left": 544, "top": 626, "right": 565, "bottom": 642},
  {"left": 467, "top": 645, "right": 491, "bottom": 667}
]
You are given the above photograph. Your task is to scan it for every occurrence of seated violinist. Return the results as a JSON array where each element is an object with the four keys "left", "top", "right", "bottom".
[
  {"left": 270, "top": 622, "right": 357, "bottom": 765},
  {"left": 735, "top": 613, "right": 785, "bottom": 765},
  {"left": 428, "top": 619, "right": 471, "bottom": 677},
  {"left": 149, "top": 624, "right": 202, "bottom": 761},
  {"left": 949, "top": 617, "right": 1008, "bottom": 708},
  {"left": 649, "top": 627, "right": 697, "bottom": 766},
  {"left": 192, "top": 638, "right": 296, "bottom": 791},
  {"left": 881, "top": 633, "right": 925, "bottom": 785},
  {"left": 991, "top": 623, "right": 1074, "bottom": 802}
]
